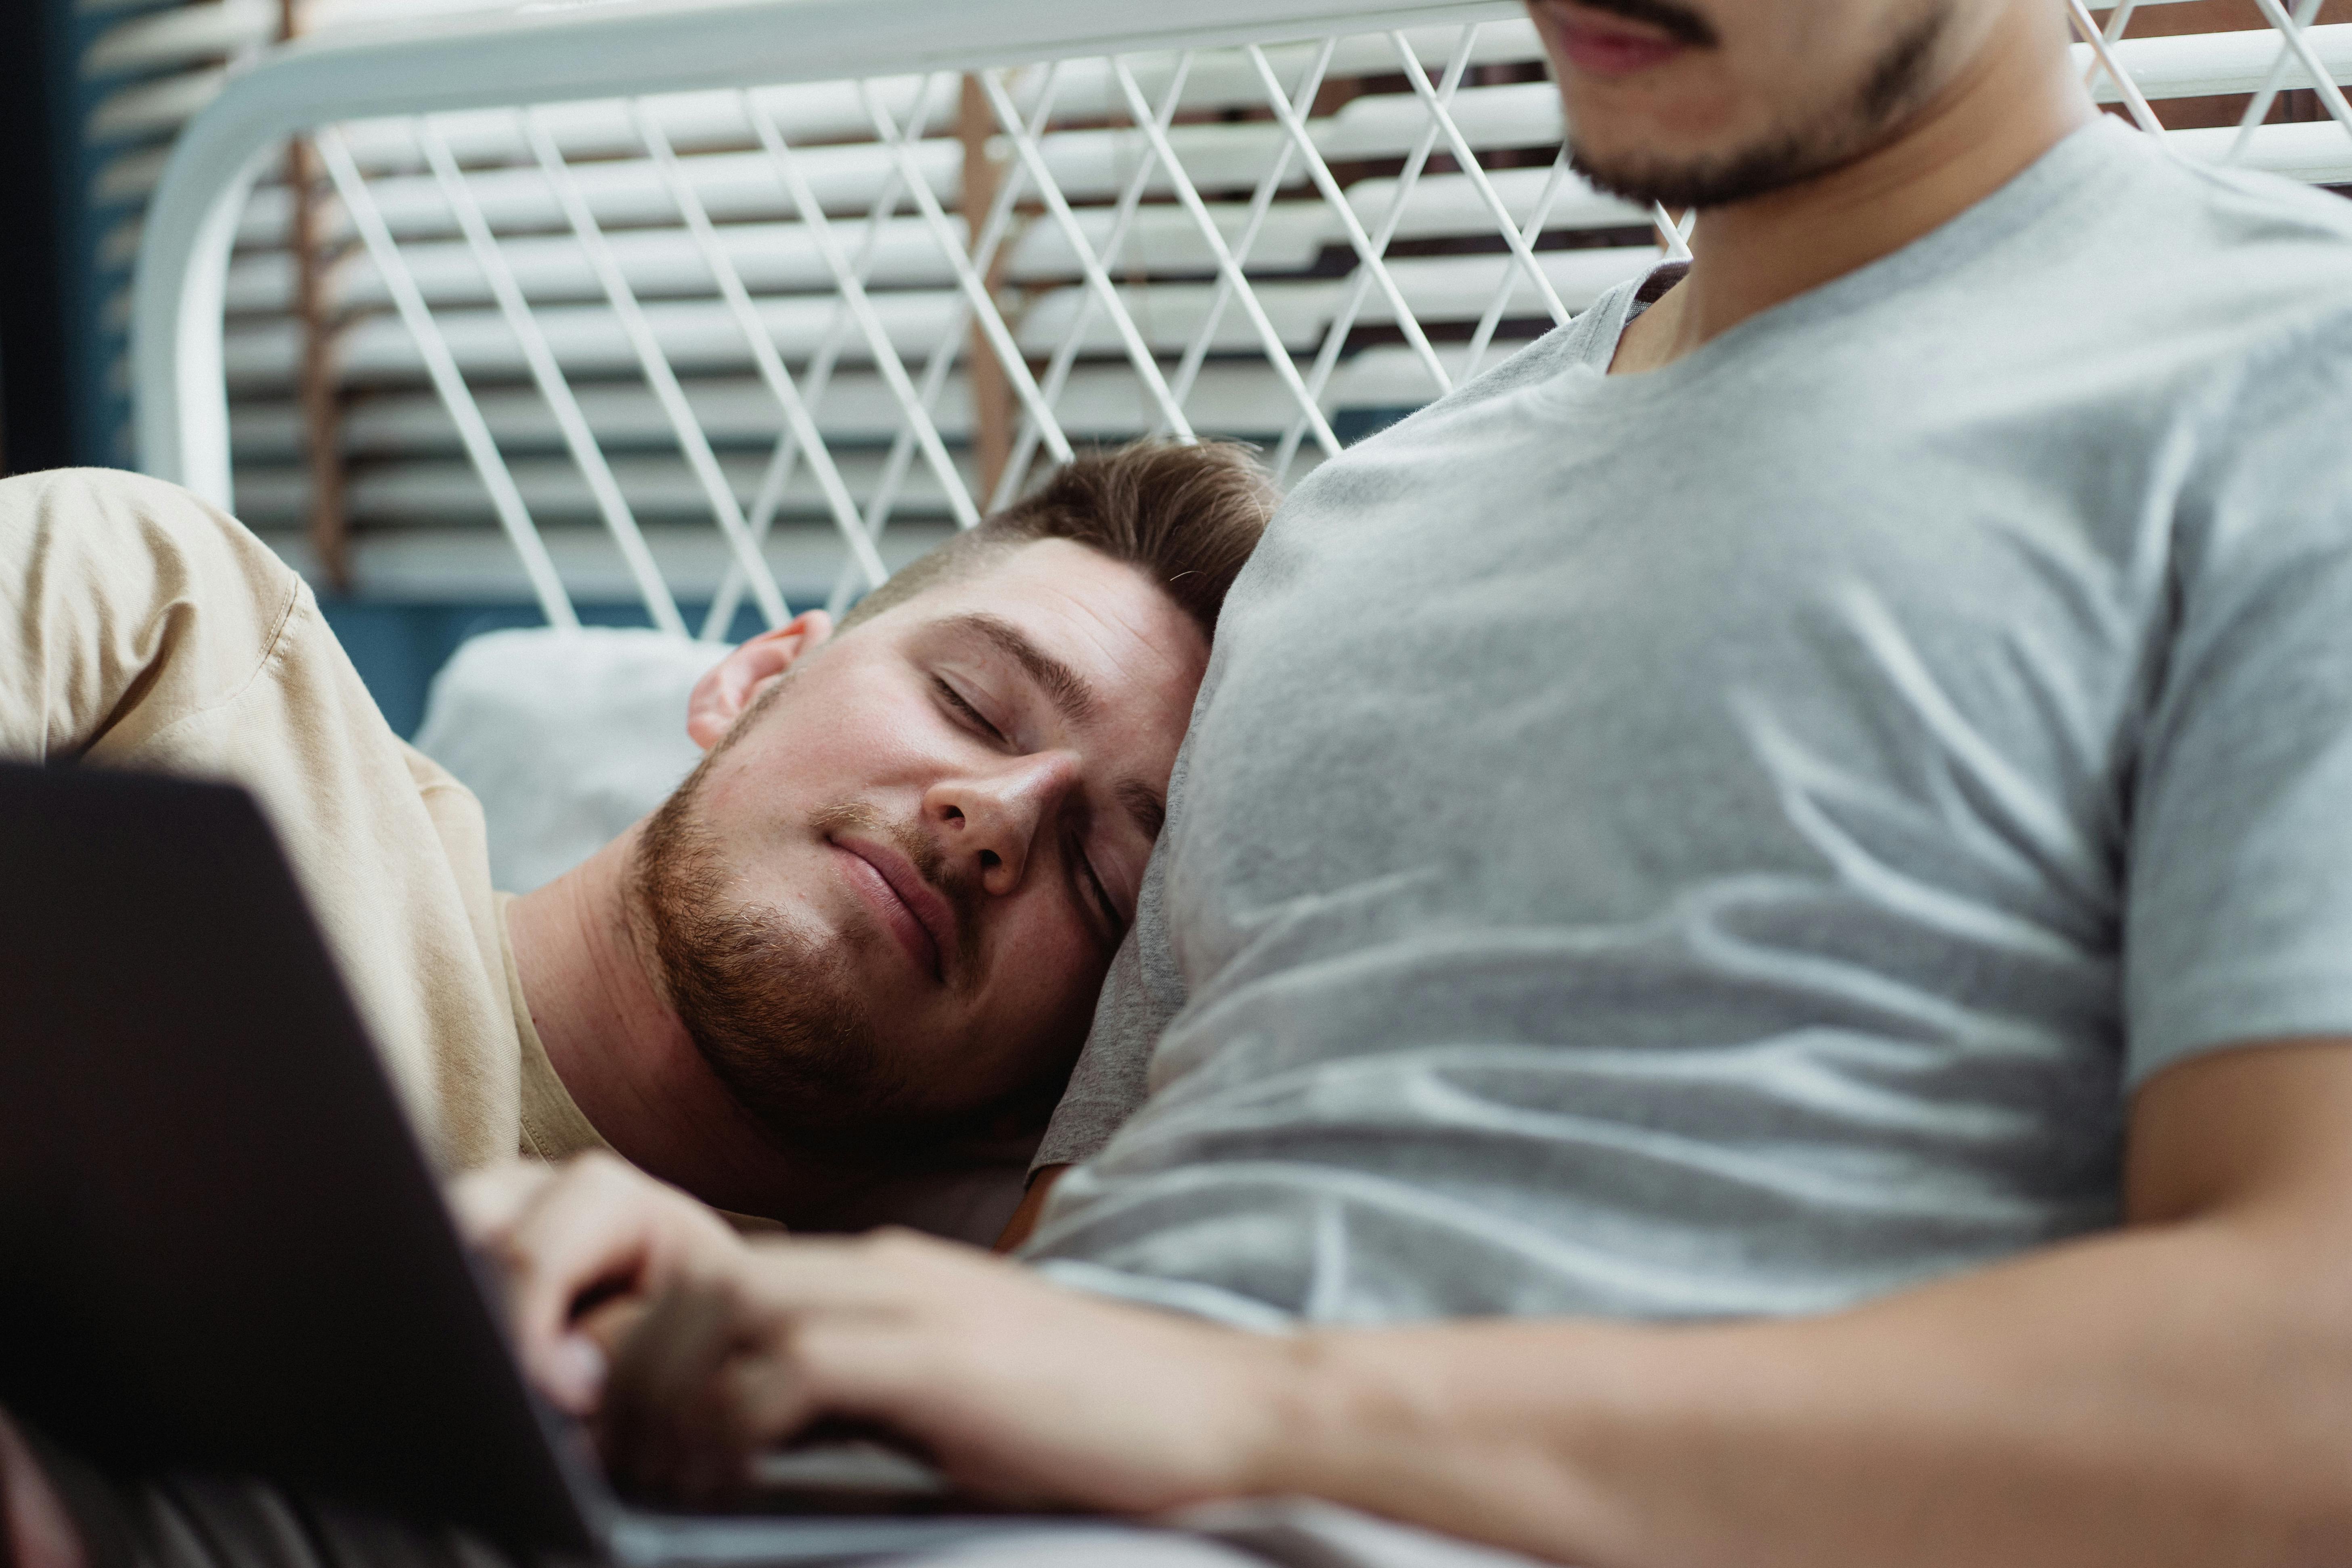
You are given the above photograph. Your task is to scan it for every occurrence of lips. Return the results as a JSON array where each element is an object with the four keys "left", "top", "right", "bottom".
[
  {"left": 831, "top": 836, "right": 958, "bottom": 984},
  {"left": 1545, "top": 6, "right": 1689, "bottom": 77}
]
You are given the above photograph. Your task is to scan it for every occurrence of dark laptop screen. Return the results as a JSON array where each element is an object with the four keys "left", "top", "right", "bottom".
[{"left": 0, "top": 764, "right": 597, "bottom": 1554}]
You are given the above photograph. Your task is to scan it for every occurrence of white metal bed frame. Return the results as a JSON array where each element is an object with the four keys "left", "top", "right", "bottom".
[
  {"left": 129, "top": 0, "right": 2352, "bottom": 636},
  {"left": 137, "top": 0, "right": 1593, "bottom": 631}
]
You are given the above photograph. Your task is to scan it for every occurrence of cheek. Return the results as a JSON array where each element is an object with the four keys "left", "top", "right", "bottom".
[
  {"left": 982, "top": 895, "right": 1113, "bottom": 1039},
  {"left": 719, "top": 670, "right": 940, "bottom": 812},
  {"left": 1558, "top": 57, "right": 1754, "bottom": 153},
  {"left": 1720, "top": 5, "right": 1891, "bottom": 126}
]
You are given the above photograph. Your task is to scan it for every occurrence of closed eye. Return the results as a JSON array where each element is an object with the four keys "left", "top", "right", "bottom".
[
  {"left": 1071, "top": 835, "right": 1124, "bottom": 944},
  {"left": 932, "top": 676, "right": 1005, "bottom": 743}
]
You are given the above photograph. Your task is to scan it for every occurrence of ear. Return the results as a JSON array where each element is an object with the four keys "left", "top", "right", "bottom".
[{"left": 685, "top": 609, "right": 834, "bottom": 751}]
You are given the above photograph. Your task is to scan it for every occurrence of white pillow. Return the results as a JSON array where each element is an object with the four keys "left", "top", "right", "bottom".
[{"left": 414, "top": 626, "right": 727, "bottom": 894}]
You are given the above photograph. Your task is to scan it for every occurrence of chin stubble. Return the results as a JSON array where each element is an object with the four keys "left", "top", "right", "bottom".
[
  {"left": 1566, "top": 0, "right": 1953, "bottom": 211},
  {"left": 632, "top": 761, "right": 957, "bottom": 1160}
]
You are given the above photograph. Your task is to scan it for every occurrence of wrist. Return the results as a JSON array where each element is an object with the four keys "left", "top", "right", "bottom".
[
  {"left": 1229, "top": 1327, "right": 1377, "bottom": 1501},
  {"left": 1223, "top": 1320, "right": 1632, "bottom": 1563}
]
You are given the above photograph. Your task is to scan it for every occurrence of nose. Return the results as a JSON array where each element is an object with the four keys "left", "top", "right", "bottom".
[{"left": 924, "top": 750, "right": 1084, "bottom": 898}]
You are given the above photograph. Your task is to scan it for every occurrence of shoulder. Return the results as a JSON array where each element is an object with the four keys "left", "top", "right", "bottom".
[
  {"left": 2137, "top": 131, "right": 2352, "bottom": 247},
  {"left": 0, "top": 468, "right": 312, "bottom": 760},
  {"left": 3, "top": 466, "right": 254, "bottom": 528},
  {"left": 1989, "top": 130, "right": 2352, "bottom": 473},
  {"left": 2090, "top": 129, "right": 2352, "bottom": 341},
  {"left": 1, "top": 467, "right": 302, "bottom": 611},
  {"left": 2147, "top": 152, "right": 2352, "bottom": 462}
]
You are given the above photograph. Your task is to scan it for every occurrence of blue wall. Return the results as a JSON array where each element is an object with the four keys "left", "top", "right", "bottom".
[
  {"left": 57, "top": 0, "right": 161, "bottom": 469},
  {"left": 1, "top": 0, "right": 83, "bottom": 472}
]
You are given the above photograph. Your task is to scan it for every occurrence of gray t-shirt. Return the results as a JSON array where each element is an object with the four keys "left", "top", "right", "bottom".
[{"left": 1027, "top": 120, "right": 2352, "bottom": 1329}]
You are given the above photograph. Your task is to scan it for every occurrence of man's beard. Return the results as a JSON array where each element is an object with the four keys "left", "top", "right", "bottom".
[
  {"left": 1565, "top": 0, "right": 1953, "bottom": 210},
  {"left": 632, "top": 754, "right": 975, "bottom": 1161}
]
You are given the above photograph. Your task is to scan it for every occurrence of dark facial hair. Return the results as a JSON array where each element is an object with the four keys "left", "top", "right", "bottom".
[
  {"left": 632, "top": 748, "right": 991, "bottom": 1160},
  {"left": 1565, "top": 1, "right": 1953, "bottom": 210}
]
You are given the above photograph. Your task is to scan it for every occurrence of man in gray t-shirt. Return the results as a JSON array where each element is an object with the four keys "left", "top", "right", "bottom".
[
  {"left": 25, "top": 3, "right": 2352, "bottom": 1568},
  {"left": 1017, "top": 110, "right": 2352, "bottom": 1329},
  {"left": 454, "top": 0, "right": 2352, "bottom": 1557}
]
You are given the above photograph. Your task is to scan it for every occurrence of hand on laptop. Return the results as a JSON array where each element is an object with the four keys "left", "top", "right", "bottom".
[
  {"left": 475, "top": 1154, "right": 1303, "bottom": 1514},
  {"left": 598, "top": 1225, "right": 1304, "bottom": 1514},
  {"left": 452, "top": 1154, "right": 747, "bottom": 1416}
]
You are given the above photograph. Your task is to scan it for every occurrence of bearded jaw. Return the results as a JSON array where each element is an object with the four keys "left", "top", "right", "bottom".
[
  {"left": 630, "top": 773, "right": 934, "bottom": 1160},
  {"left": 1566, "top": 1, "right": 1952, "bottom": 209}
]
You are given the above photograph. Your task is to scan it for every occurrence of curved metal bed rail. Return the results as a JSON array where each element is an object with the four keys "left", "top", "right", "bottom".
[{"left": 133, "top": 0, "right": 1519, "bottom": 508}]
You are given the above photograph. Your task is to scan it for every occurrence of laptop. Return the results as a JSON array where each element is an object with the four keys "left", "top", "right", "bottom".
[{"left": 0, "top": 762, "right": 1080, "bottom": 1564}]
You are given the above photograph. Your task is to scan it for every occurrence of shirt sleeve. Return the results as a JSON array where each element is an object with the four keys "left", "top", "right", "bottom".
[
  {"left": 2124, "top": 325, "right": 2352, "bottom": 1084},
  {"left": 0, "top": 469, "right": 523, "bottom": 1168},
  {"left": 0, "top": 467, "right": 302, "bottom": 762},
  {"left": 1034, "top": 841, "right": 1190, "bottom": 1170}
]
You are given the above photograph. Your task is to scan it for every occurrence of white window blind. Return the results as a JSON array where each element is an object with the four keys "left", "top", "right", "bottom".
[{"left": 92, "top": 0, "right": 2352, "bottom": 624}]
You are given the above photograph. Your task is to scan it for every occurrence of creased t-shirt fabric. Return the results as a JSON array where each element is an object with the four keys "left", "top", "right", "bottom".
[
  {"left": 1025, "top": 121, "right": 2352, "bottom": 1329},
  {"left": 0, "top": 469, "right": 603, "bottom": 1171}
]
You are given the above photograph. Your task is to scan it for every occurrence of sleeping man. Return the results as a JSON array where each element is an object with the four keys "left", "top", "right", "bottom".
[
  {"left": 389, "top": 0, "right": 2352, "bottom": 1561},
  {"left": 11, "top": 0, "right": 2352, "bottom": 1560},
  {"left": 0, "top": 440, "right": 1273, "bottom": 1225}
]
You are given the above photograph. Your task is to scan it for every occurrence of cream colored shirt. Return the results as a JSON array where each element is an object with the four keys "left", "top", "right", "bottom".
[{"left": 0, "top": 467, "right": 602, "bottom": 1171}]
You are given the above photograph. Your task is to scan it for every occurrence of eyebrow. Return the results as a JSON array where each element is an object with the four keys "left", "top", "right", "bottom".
[
  {"left": 942, "top": 612, "right": 1166, "bottom": 844},
  {"left": 949, "top": 612, "right": 1101, "bottom": 727}
]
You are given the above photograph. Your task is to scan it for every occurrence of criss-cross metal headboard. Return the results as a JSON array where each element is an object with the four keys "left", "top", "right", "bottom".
[{"left": 129, "top": 0, "right": 2352, "bottom": 622}]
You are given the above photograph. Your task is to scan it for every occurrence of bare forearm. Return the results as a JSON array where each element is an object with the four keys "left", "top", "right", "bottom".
[
  {"left": 1266, "top": 1217, "right": 2352, "bottom": 1568},
  {"left": 535, "top": 1045, "right": 2352, "bottom": 1558}
]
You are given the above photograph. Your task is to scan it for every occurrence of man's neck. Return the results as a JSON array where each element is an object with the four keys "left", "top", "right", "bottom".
[
  {"left": 1611, "top": 8, "right": 2094, "bottom": 375},
  {"left": 506, "top": 827, "right": 849, "bottom": 1220}
]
